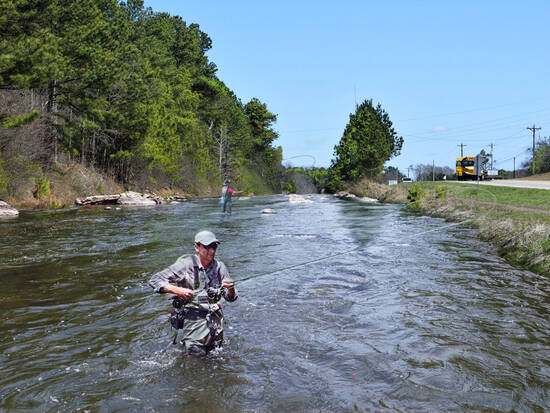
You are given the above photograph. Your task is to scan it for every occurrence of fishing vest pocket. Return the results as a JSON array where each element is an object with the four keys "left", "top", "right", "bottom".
[{"left": 169, "top": 308, "right": 185, "bottom": 329}]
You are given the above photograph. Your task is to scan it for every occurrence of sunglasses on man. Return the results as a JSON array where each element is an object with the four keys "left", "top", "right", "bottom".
[{"left": 198, "top": 243, "right": 218, "bottom": 250}]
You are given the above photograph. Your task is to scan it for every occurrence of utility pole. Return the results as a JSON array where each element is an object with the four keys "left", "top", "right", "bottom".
[
  {"left": 489, "top": 143, "right": 494, "bottom": 169},
  {"left": 513, "top": 157, "right": 516, "bottom": 179},
  {"left": 457, "top": 143, "right": 466, "bottom": 157},
  {"left": 407, "top": 166, "right": 412, "bottom": 178},
  {"left": 526, "top": 124, "right": 541, "bottom": 175},
  {"left": 432, "top": 160, "right": 435, "bottom": 181}
]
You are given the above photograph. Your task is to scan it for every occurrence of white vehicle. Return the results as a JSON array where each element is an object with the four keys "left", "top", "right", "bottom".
[
  {"left": 401, "top": 177, "right": 412, "bottom": 183},
  {"left": 485, "top": 169, "right": 503, "bottom": 180}
]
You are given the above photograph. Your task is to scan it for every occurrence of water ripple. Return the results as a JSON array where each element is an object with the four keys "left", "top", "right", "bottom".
[{"left": 1, "top": 195, "right": 549, "bottom": 411}]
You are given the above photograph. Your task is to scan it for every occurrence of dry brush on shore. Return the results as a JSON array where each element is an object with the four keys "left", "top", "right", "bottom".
[{"left": 348, "top": 179, "right": 408, "bottom": 203}]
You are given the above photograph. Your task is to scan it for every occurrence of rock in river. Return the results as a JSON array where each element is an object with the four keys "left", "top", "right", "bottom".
[
  {"left": 334, "top": 191, "right": 357, "bottom": 200},
  {"left": 75, "top": 191, "right": 163, "bottom": 206},
  {"left": 75, "top": 194, "right": 120, "bottom": 206},
  {"left": 0, "top": 201, "right": 19, "bottom": 218},
  {"left": 117, "top": 191, "right": 160, "bottom": 206}
]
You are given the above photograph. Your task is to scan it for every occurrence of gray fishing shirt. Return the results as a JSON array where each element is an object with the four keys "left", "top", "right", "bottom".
[{"left": 149, "top": 254, "right": 237, "bottom": 302}]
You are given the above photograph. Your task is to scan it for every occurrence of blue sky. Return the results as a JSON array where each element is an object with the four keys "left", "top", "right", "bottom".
[{"left": 145, "top": 0, "right": 550, "bottom": 173}]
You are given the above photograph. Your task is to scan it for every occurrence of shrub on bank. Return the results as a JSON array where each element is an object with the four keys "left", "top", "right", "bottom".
[
  {"left": 35, "top": 177, "right": 50, "bottom": 197},
  {"left": 407, "top": 183, "right": 425, "bottom": 208}
]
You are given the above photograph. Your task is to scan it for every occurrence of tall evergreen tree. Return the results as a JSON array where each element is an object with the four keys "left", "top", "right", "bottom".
[
  {"left": 331, "top": 99, "right": 403, "bottom": 181},
  {"left": 244, "top": 98, "right": 278, "bottom": 152}
]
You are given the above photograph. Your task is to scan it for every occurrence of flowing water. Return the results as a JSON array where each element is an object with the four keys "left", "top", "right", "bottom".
[{"left": 1, "top": 195, "right": 549, "bottom": 412}]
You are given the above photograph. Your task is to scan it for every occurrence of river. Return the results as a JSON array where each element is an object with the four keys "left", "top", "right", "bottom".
[{"left": 1, "top": 195, "right": 549, "bottom": 411}]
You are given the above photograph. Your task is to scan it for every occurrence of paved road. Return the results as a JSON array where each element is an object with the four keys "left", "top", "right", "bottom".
[{"left": 456, "top": 179, "right": 550, "bottom": 190}]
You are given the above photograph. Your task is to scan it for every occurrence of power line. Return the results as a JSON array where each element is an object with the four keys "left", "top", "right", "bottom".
[
  {"left": 398, "top": 98, "right": 549, "bottom": 122},
  {"left": 526, "top": 124, "right": 542, "bottom": 175},
  {"left": 279, "top": 107, "right": 550, "bottom": 137},
  {"left": 494, "top": 148, "right": 530, "bottom": 164},
  {"left": 405, "top": 129, "right": 525, "bottom": 144},
  {"left": 403, "top": 106, "right": 550, "bottom": 132},
  {"left": 401, "top": 107, "right": 550, "bottom": 140},
  {"left": 403, "top": 117, "right": 550, "bottom": 141}
]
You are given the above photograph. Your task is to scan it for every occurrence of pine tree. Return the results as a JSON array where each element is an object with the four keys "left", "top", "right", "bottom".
[{"left": 331, "top": 99, "right": 403, "bottom": 181}]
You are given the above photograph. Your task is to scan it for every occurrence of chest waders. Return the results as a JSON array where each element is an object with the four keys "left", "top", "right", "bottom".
[
  {"left": 221, "top": 186, "right": 232, "bottom": 213},
  {"left": 169, "top": 257, "right": 225, "bottom": 354}
]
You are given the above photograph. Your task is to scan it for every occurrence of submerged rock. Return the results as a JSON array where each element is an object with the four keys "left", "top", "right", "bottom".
[
  {"left": 0, "top": 201, "right": 19, "bottom": 218},
  {"left": 166, "top": 195, "right": 188, "bottom": 202},
  {"left": 261, "top": 208, "right": 277, "bottom": 214},
  {"left": 360, "top": 197, "right": 378, "bottom": 203},
  {"left": 287, "top": 194, "right": 313, "bottom": 204},
  {"left": 334, "top": 191, "right": 357, "bottom": 200}
]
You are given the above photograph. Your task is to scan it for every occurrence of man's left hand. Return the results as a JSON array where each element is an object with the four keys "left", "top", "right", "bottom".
[{"left": 222, "top": 279, "right": 234, "bottom": 290}]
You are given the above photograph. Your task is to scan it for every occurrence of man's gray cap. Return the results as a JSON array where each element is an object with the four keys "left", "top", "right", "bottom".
[{"left": 194, "top": 230, "right": 220, "bottom": 245}]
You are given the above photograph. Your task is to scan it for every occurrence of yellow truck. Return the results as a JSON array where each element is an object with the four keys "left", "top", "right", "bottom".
[{"left": 456, "top": 156, "right": 485, "bottom": 180}]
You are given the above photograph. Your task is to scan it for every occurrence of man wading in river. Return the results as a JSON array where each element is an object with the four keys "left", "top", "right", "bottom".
[
  {"left": 221, "top": 179, "right": 243, "bottom": 214},
  {"left": 149, "top": 230, "right": 237, "bottom": 355}
]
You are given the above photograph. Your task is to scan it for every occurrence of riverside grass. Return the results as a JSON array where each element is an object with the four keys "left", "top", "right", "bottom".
[{"left": 406, "top": 182, "right": 550, "bottom": 277}]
